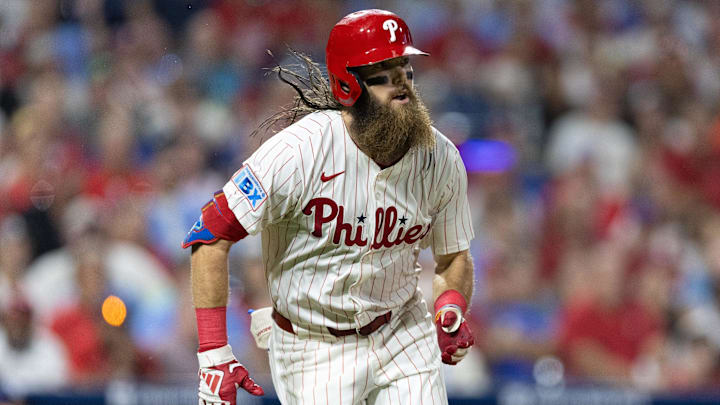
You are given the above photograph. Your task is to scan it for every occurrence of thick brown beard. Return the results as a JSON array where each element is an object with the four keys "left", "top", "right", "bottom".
[{"left": 348, "top": 86, "right": 435, "bottom": 165}]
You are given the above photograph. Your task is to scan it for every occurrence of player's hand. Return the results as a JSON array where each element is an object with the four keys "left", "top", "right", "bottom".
[
  {"left": 435, "top": 306, "right": 474, "bottom": 365},
  {"left": 197, "top": 344, "right": 264, "bottom": 405}
]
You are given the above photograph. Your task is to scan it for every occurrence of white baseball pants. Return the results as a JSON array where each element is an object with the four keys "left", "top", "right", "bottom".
[{"left": 268, "top": 297, "right": 448, "bottom": 405}]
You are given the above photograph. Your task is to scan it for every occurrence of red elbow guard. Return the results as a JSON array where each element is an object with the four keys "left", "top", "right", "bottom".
[{"left": 182, "top": 191, "right": 248, "bottom": 248}]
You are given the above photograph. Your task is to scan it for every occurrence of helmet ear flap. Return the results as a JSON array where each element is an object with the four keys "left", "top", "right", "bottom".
[
  {"left": 348, "top": 69, "right": 367, "bottom": 94},
  {"left": 329, "top": 69, "right": 364, "bottom": 106}
]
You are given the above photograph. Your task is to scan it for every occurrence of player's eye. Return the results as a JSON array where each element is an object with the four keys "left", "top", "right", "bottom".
[
  {"left": 365, "top": 76, "right": 389, "bottom": 86},
  {"left": 364, "top": 70, "right": 413, "bottom": 87}
]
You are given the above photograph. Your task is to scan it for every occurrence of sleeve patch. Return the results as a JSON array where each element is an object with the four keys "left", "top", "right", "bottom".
[{"left": 232, "top": 165, "right": 268, "bottom": 211}]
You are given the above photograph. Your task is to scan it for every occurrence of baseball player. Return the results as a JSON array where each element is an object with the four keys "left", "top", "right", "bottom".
[{"left": 183, "top": 9, "right": 475, "bottom": 405}]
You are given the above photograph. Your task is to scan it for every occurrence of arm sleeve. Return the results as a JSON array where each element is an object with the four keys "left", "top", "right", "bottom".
[
  {"left": 222, "top": 136, "right": 302, "bottom": 235},
  {"left": 427, "top": 147, "right": 475, "bottom": 255}
]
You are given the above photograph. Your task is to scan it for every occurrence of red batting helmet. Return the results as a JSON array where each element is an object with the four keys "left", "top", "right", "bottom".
[{"left": 326, "top": 9, "right": 428, "bottom": 106}]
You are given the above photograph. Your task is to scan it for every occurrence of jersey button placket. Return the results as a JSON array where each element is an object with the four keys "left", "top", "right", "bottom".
[
  {"left": 355, "top": 170, "right": 378, "bottom": 329},
  {"left": 364, "top": 173, "right": 379, "bottom": 244},
  {"left": 374, "top": 172, "right": 385, "bottom": 200}
]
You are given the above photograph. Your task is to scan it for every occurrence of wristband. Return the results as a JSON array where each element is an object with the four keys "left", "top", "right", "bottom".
[
  {"left": 434, "top": 289, "right": 467, "bottom": 315},
  {"left": 196, "top": 306, "right": 228, "bottom": 352}
]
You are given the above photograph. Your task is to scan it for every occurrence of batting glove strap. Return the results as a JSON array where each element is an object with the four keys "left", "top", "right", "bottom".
[
  {"left": 435, "top": 304, "right": 463, "bottom": 333},
  {"left": 198, "top": 344, "right": 236, "bottom": 368}
]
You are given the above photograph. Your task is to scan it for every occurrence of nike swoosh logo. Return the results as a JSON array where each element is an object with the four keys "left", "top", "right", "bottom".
[{"left": 321, "top": 171, "right": 345, "bottom": 182}]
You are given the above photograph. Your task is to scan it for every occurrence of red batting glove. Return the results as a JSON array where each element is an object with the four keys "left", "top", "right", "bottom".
[
  {"left": 434, "top": 290, "right": 474, "bottom": 365},
  {"left": 197, "top": 345, "right": 264, "bottom": 405}
]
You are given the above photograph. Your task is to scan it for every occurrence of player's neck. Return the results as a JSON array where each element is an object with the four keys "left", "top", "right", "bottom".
[{"left": 341, "top": 110, "right": 409, "bottom": 168}]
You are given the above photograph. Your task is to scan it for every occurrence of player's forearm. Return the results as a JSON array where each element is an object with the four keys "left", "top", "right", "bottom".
[
  {"left": 191, "top": 240, "right": 234, "bottom": 308},
  {"left": 433, "top": 250, "right": 474, "bottom": 309}
]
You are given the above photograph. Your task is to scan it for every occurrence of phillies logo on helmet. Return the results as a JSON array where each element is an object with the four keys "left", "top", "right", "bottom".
[{"left": 382, "top": 19, "right": 399, "bottom": 42}]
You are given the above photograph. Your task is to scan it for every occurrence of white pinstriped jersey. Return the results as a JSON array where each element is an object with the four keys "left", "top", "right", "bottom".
[{"left": 222, "top": 110, "right": 473, "bottom": 333}]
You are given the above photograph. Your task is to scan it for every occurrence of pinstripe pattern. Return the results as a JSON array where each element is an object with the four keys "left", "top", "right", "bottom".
[
  {"left": 220, "top": 110, "right": 470, "bottom": 403},
  {"left": 269, "top": 296, "right": 448, "bottom": 405}
]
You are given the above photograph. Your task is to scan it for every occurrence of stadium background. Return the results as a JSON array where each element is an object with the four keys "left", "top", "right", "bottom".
[{"left": 1, "top": 0, "right": 720, "bottom": 404}]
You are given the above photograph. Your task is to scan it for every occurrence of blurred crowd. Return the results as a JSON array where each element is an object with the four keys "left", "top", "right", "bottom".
[{"left": 1, "top": 0, "right": 720, "bottom": 401}]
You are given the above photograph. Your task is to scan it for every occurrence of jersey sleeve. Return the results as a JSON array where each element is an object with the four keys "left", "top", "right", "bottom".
[
  {"left": 427, "top": 147, "right": 474, "bottom": 255},
  {"left": 222, "top": 136, "right": 302, "bottom": 235}
]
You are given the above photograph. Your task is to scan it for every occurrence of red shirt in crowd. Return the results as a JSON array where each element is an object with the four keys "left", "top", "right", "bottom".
[{"left": 558, "top": 298, "right": 662, "bottom": 375}]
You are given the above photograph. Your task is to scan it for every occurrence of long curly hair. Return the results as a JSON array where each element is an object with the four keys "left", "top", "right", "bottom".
[{"left": 251, "top": 49, "right": 343, "bottom": 138}]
